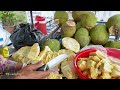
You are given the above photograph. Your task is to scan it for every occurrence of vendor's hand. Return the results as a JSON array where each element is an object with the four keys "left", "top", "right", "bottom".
[{"left": 14, "top": 61, "right": 52, "bottom": 79}]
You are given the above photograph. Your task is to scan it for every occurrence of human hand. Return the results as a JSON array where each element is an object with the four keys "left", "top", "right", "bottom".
[{"left": 14, "top": 61, "right": 52, "bottom": 79}]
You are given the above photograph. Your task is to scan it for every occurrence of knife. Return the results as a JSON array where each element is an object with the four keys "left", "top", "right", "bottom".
[{"left": 36, "top": 54, "right": 69, "bottom": 71}]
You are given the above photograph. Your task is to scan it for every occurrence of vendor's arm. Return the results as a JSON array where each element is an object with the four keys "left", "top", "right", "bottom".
[{"left": 0, "top": 55, "right": 23, "bottom": 74}]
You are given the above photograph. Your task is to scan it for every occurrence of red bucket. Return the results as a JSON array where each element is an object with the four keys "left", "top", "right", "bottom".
[
  {"left": 34, "top": 16, "right": 47, "bottom": 35},
  {"left": 74, "top": 48, "right": 120, "bottom": 79}
]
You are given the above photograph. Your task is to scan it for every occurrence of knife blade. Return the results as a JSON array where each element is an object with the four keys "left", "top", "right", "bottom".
[{"left": 36, "top": 54, "right": 69, "bottom": 71}]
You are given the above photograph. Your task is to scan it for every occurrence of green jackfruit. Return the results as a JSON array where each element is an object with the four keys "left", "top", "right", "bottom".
[
  {"left": 74, "top": 28, "right": 90, "bottom": 48},
  {"left": 72, "top": 11, "right": 88, "bottom": 22},
  {"left": 61, "top": 20, "right": 76, "bottom": 38},
  {"left": 72, "top": 11, "right": 97, "bottom": 30},
  {"left": 90, "top": 24, "right": 109, "bottom": 45},
  {"left": 89, "top": 43, "right": 94, "bottom": 45},
  {"left": 104, "top": 41, "right": 120, "bottom": 49},
  {"left": 106, "top": 14, "right": 120, "bottom": 36},
  {"left": 54, "top": 11, "right": 68, "bottom": 26},
  {"left": 76, "top": 22, "right": 82, "bottom": 30},
  {"left": 41, "top": 39, "right": 61, "bottom": 52},
  {"left": 76, "top": 14, "right": 97, "bottom": 30}
]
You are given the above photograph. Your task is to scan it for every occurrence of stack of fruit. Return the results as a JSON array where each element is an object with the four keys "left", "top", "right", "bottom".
[{"left": 53, "top": 11, "right": 120, "bottom": 50}]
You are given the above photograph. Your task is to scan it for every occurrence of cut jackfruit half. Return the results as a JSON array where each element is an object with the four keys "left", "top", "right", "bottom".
[{"left": 62, "top": 37, "right": 80, "bottom": 53}]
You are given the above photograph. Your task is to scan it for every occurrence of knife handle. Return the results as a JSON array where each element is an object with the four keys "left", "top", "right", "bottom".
[{"left": 36, "top": 64, "right": 48, "bottom": 71}]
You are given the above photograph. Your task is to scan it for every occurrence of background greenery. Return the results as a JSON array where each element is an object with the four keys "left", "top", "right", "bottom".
[
  {"left": 0, "top": 11, "right": 27, "bottom": 26},
  {"left": 14, "top": 11, "right": 27, "bottom": 25}
]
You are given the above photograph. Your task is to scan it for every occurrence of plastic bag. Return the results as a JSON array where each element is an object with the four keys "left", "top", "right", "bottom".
[
  {"left": 10, "top": 23, "right": 43, "bottom": 50},
  {"left": 80, "top": 45, "right": 107, "bottom": 57},
  {"left": 80, "top": 45, "right": 120, "bottom": 64}
]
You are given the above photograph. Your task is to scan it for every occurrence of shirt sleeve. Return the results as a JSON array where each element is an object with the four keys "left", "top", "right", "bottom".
[{"left": 0, "top": 55, "right": 17, "bottom": 74}]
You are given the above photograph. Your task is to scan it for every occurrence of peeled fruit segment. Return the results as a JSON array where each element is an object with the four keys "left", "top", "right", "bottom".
[
  {"left": 27, "top": 43, "right": 40, "bottom": 61},
  {"left": 47, "top": 72, "right": 62, "bottom": 79},
  {"left": 62, "top": 37, "right": 80, "bottom": 53},
  {"left": 61, "top": 53, "right": 78, "bottom": 79}
]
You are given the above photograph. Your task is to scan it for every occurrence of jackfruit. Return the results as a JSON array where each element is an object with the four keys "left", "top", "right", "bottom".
[
  {"left": 90, "top": 24, "right": 109, "bottom": 45},
  {"left": 104, "top": 40, "right": 120, "bottom": 49},
  {"left": 106, "top": 14, "right": 120, "bottom": 36},
  {"left": 61, "top": 53, "right": 78, "bottom": 79},
  {"left": 61, "top": 20, "right": 76, "bottom": 38},
  {"left": 47, "top": 72, "right": 62, "bottom": 79},
  {"left": 62, "top": 37, "right": 80, "bottom": 53},
  {"left": 74, "top": 28, "right": 90, "bottom": 48},
  {"left": 54, "top": 11, "right": 68, "bottom": 26},
  {"left": 12, "top": 43, "right": 40, "bottom": 64},
  {"left": 72, "top": 11, "right": 89, "bottom": 22},
  {"left": 72, "top": 11, "right": 97, "bottom": 30},
  {"left": 41, "top": 39, "right": 61, "bottom": 52}
]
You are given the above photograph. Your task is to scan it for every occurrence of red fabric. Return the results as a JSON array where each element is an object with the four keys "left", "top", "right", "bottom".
[
  {"left": 35, "top": 16, "right": 45, "bottom": 21},
  {"left": 34, "top": 16, "right": 47, "bottom": 35}
]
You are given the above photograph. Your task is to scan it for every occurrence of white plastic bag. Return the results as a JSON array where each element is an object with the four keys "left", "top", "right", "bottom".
[{"left": 80, "top": 45, "right": 107, "bottom": 56}]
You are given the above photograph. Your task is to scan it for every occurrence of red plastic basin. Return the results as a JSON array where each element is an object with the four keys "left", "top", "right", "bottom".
[{"left": 74, "top": 48, "right": 120, "bottom": 79}]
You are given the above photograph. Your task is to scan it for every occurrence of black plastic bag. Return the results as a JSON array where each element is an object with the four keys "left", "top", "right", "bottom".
[{"left": 10, "top": 23, "right": 43, "bottom": 50}]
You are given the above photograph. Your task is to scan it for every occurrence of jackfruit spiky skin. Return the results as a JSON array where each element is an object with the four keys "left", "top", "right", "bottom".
[
  {"left": 41, "top": 39, "right": 61, "bottom": 52},
  {"left": 61, "top": 20, "right": 76, "bottom": 38},
  {"left": 74, "top": 28, "right": 90, "bottom": 48},
  {"left": 54, "top": 11, "right": 68, "bottom": 26},
  {"left": 106, "top": 14, "right": 120, "bottom": 36},
  {"left": 72, "top": 11, "right": 88, "bottom": 22},
  {"left": 72, "top": 11, "right": 97, "bottom": 30},
  {"left": 90, "top": 24, "right": 109, "bottom": 45},
  {"left": 104, "top": 41, "right": 120, "bottom": 49}
]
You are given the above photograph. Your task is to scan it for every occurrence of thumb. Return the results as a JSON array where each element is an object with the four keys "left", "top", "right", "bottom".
[{"left": 30, "top": 61, "right": 44, "bottom": 70}]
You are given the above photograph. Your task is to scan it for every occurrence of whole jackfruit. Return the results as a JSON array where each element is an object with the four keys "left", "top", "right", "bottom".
[
  {"left": 104, "top": 41, "right": 120, "bottom": 49},
  {"left": 90, "top": 24, "right": 109, "bottom": 45},
  {"left": 106, "top": 14, "right": 120, "bottom": 36},
  {"left": 74, "top": 28, "right": 90, "bottom": 48},
  {"left": 72, "top": 11, "right": 88, "bottom": 22},
  {"left": 61, "top": 20, "right": 76, "bottom": 38},
  {"left": 54, "top": 11, "right": 68, "bottom": 26},
  {"left": 41, "top": 39, "right": 61, "bottom": 52},
  {"left": 72, "top": 11, "right": 97, "bottom": 30}
]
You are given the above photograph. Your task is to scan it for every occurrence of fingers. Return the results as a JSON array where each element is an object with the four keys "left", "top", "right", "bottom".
[
  {"left": 22, "top": 61, "right": 44, "bottom": 71},
  {"left": 35, "top": 70, "right": 51, "bottom": 79},
  {"left": 23, "top": 71, "right": 51, "bottom": 79},
  {"left": 15, "top": 70, "right": 51, "bottom": 79},
  {"left": 49, "top": 69, "right": 60, "bottom": 74},
  {"left": 31, "top": 61, "right": 44, "bottom": 70}
]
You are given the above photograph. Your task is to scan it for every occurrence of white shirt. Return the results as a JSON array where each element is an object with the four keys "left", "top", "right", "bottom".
[{"left": 0, "top": 24, "right": 11, "bottom": 46}]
